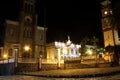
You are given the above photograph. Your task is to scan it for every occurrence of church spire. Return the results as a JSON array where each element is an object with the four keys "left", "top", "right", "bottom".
[{"left": 66, "top": 36, "right": 71, "bottom": 46}]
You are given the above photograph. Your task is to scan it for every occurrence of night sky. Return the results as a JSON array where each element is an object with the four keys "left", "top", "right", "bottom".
[{"left": 0, "top": 0, "right": 118, "bottom": 46}]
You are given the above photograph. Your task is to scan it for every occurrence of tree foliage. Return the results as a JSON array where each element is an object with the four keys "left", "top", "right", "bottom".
[{"left": 105, "top": 45, "right": 120, "bottom": 66}]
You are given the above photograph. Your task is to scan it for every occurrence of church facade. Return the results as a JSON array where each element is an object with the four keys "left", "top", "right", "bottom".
[{"left": 0, "top": 0, "right": 47, "bottom": 59}]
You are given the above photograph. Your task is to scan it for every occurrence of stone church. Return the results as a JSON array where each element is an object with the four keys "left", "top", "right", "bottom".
[{"left": 0, "top": 0, "right": 47, "bottom": 59}]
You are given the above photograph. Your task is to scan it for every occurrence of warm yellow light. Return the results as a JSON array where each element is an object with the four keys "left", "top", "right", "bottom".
[
  {"left": 104, "top": 11, "right": 108, "bottom": 15},
  {"left": 87, "top": 49, "right": 92, "bottom": 55},
  {"left": 3, "top": 54, "right": 8, "bottom": 59},
  {"left": 24, "top": 46, "right": 30, "bottom": 51},
  {"left": 62, "top": 48, "right": 67, "bottom": 55},
  {"left": 55, "top": 41, "right": 58, "bottom": 46},
  {"left": 58, "top": 49, "right": 61, "bottom": 68}
]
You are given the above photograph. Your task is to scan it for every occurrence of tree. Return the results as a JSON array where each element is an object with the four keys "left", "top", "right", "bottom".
[
  {"left": 105, "top": 45, "right": 120, "bottom": 66},
  {"left": 105, "top": 45, "right": 114, "bottom": 53},
  {"left": 91, "top": 36, "right": 99, "bottom": 46},
  {"left": 90, "top": 36, "right": 99, "bottom": 66},
  {"left": 80, "top": 36, "right": 90, "bottom": 54},
  {"left": 80, "top": 36, "right": 90, "bottom": 62},
  {"left": 113, "top": 45, "right": 120, "bottom": 66}
]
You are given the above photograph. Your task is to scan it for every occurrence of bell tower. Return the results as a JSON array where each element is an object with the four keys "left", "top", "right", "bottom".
[
  {"left": 20, "top": 0, "right": 37, "bottom": 24},
  {"left": 101, "top": 0, "right": 120, "bottom": 47},
  {"left": 101, "top": 0, "right": 119, "bottom": 47},
  {"left": 19, "top": 0, "right": 37, "bottom": 58},
  {"left": 22, "top": 0, "right": 35, "bottom": 14}
]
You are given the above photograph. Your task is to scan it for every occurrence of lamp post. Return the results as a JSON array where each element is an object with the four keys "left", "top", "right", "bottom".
[
  {"left": 24, "top": 45, "right": 30, "bottom": 58},
  {"left": 55, "top": 41, "right": 64, "bottom": 69},
  {"left": 24, "top": 46, "right": 30, "bottom": 51},
  {"left": 3, "top": 54, "right": 9, "bottom": 63},
  {"left": 62, "top": 48, "right": 67, "bottom": 69},
  {"left": 38, "top": 54, "right": 42, "bottom": 71}
]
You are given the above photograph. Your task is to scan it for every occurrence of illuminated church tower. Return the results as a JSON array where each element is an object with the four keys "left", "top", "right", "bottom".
[
  {"left": 101, "top": 0, "right": 120, "bottom": 47},
  {"left": 19, "top": 0, "right": 37, "bottom": 58},
  {"left": 19, "top": 0, "right": 47, "bottom": 58},
  {"left": 0, "top": 0, "right": 47, "bottom": 59}
]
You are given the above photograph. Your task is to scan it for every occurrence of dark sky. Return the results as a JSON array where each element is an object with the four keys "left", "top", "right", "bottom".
[
  {"left": 38, "top": 0, "right": 104, "bottom": 45},
  {"left": 0, "top": 0, "right": 118, "bottom": 46}
]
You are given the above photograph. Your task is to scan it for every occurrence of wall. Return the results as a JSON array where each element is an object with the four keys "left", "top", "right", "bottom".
[
  {"left": 16, "top": 63, "right": 39, "bottom": 72},
  {"left": 0, "top": 63, "right": 14, "bottom": 75}
]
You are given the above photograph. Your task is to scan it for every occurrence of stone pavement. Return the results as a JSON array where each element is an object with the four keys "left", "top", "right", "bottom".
[{"left": 17, "top": 66, "right": 120, "bottom": 78}]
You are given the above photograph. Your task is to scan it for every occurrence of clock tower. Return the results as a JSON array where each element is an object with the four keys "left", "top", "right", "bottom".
[
  {"left": 101, "top": 0, "right": 114, "bottom": 47},
  {"left": 101, "top": 0, "right": 120, "bottom": 47}
]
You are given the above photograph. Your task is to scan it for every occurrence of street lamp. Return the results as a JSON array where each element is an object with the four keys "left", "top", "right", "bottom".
[
  {"left": 3, "top": 54, "right": 8, "bottom": 63},
  {"left": 24, "top": 45, "right": 30, "bottom": 58},
  {"left": 39, "top": 54, "right": 42, "bottom": 70},
  {"left": 24, "top": 45, "right": 30, "bottom": 51},
  {"left": 3, "top": 54, "right": 8, "bottom": 59},
  {"left": 62, "top": 48, "right": 67, "bottom": 69},
  {"left": 55, "top": 41, "right": 63, "bottom": 69},
  {"left": 87, "top": 49, "right": 92, "bottom": 55}
]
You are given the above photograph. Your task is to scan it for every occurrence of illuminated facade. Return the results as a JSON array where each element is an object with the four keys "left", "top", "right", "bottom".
[
  {"left": 0, "top": 0, "right": 47, "bottom": 59},
  {"left": 101, "top": 0, "right": 120, "bottom": 47},
  {"left": 46, "top": 36, "right": 81, "bottom": 60},
  {"left": 101, "top": 0, "right": 120, "bottom": 62}
]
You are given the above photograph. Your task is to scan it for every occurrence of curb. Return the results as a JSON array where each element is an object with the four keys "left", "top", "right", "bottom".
[{"left": 17, "top": 70, "right": 120, "bottom": 78}]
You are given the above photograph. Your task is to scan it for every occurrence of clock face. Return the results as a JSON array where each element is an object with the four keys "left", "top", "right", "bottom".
[
  {"left": 102, "top": 8, "right": 112, "bottom": 17},
  {"left": 104, "top": 11, "right": 108, "bottom": 15},
  {"left": 25, "top": 16, "right": 32, "bottom": 23}
]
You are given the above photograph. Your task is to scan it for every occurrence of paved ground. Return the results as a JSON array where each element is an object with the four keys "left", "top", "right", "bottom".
[
  {"left": 0, "top": 73, "right": 120, "bottom": 80},
  {"left": 1, "top": 67, "right": 120, "bottom": 80},
  {"left": 17, "top": 66, "right": 120, "bottom": 78}
]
